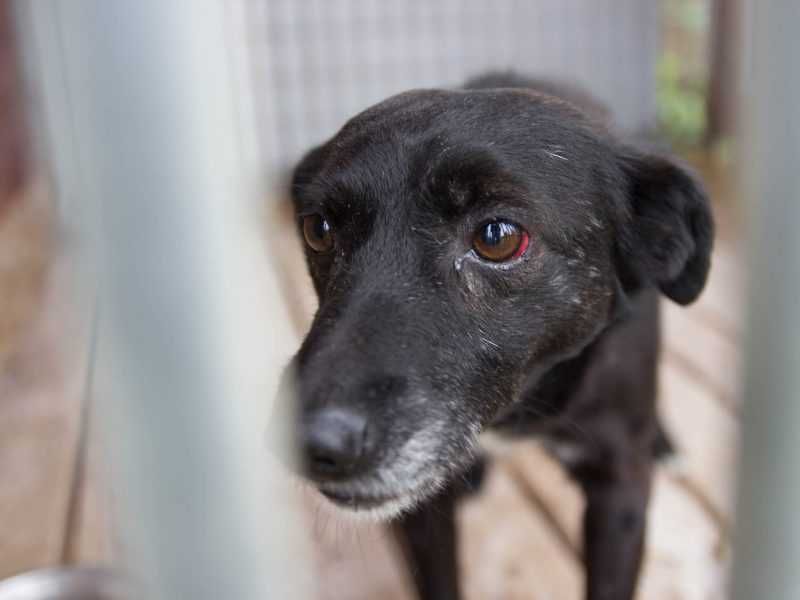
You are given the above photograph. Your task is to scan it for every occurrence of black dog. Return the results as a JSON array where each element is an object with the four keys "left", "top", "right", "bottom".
[{"left": 281, "top": 72, "right": 713, "bottom": 600}]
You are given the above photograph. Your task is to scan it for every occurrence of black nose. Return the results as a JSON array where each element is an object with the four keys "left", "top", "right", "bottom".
[{"left": 301, "top": 407, "right": 371, "bottom": 481}]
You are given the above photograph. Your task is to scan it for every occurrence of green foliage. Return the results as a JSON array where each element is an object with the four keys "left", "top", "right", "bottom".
[
  {"left": 657, "top": 52, "right": 707, "bottom": 147},
  {"left": 658, "top": 0, "right": 710, "bottom": 148}
]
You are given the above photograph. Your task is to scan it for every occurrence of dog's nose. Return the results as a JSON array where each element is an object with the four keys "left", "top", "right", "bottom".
[{"left": 302, "top": 407, "right": 371, "bottom": 481}]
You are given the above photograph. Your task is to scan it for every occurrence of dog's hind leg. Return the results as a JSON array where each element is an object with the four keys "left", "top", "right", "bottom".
[{"left": 575, "top": 454, "right": 653, "bottom": 600}]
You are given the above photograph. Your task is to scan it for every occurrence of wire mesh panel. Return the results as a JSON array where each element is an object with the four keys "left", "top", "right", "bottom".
[{"left": 247, "top": 0, "right": 660, "bottom": 178}]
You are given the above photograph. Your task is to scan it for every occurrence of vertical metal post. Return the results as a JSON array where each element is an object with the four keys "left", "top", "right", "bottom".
[
  {"left": 732, "top": 2, "right": 800, "bottom": 599},
  {"left": 14, "top": 2, "right": 310, "bottom": 599}
]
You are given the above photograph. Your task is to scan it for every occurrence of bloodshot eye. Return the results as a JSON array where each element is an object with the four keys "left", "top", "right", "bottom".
[{"left": 472, "top": 220, "right": 529, "bottom": 262}]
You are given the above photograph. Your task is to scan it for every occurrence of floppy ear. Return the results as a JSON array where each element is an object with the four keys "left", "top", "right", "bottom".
[{"left": 616, "top": 151, "right": 714, "bottom": 305}]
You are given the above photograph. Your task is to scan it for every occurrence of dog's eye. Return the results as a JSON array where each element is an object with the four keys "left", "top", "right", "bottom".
[
  {"left": 302, "top": 214, "right": 334, "bottom": 253},
  {"left": 473, "top": 220, "right": 529, "bottom": 262}
]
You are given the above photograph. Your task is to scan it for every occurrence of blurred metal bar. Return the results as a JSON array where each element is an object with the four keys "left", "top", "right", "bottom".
[
  {"left": 14, "top": 2, "right": 308, "bottom": 599},
  {"left": 732, "top": 2, "right": 800, "bottom": 599}
]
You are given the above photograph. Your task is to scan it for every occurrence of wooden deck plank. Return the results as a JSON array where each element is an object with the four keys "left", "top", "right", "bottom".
[
  {"left": 0, "top": 185, "right": 52, "bottom": 366},
  {"left": 503, "top": 441, "right": 731, "bottom": 600},
  {"left": 460, "top": 462, "right": 583, "bottom": 600},
  {"left": 662, "top": 300, "right": 740, "bottom": 411},
  {"left": 635, "top": 474, "right": 729, "bottom": 600},
  {"left": 0, "top": 248, "right": 90, "bottom": 578},
  {"left": 504, "top": 441, "right": 584, "bottom": 553},
  {"left": 65, "top": 408, "right": 116, "bottom": 565},
  {"left": 659, "top": 361, "right": 739, "bottom": 524},
  {"left": 687, "top": 242, "right": 744, "bottom": 338}
]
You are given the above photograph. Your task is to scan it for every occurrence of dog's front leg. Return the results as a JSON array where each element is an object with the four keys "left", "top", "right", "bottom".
[
  {"left": 578, "top": 459, "right": 652, "bottom": 600},
  {"left": 393, "top": 485, "right": 461, "bottom": 600}
]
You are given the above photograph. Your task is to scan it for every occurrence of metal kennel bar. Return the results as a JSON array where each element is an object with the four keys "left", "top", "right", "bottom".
[
  {"left": 14, "top": 2, "right": 310, "bottom": 599},
  {"left": 732, "top": 2, "right": 800, "bottom": 599}
]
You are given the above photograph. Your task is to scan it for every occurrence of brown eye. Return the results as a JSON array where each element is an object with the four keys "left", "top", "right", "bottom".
[
  {"left": 473, "top": 220, "right": 529, "bottom": 262},
  {"left": 302, "top": 214, "right": 334, "bottom": 253}
]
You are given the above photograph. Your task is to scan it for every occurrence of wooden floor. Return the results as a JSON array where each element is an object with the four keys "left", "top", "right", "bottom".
[{"left": 0, "top": 158, "right": 743, "bottom": 599}]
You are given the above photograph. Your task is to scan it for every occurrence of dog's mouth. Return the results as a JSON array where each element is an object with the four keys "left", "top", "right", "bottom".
[
  {"left": 315, "top": 485, "right": 421, "bottom": 521},
  {"left": 314, "top": 465, "right": 448, "bottom": 520},
  {"left": 319, "top": 488, "right": 401, "bottom": 510}
]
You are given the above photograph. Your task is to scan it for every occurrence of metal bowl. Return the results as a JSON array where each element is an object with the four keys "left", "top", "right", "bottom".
[{"left": 0, "top": 567, "right": 134, "bottom": 600}]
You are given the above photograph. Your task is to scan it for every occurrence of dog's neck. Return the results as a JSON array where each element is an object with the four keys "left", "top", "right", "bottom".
[
  {"left": 487, "top": 284, "right": 647, "bottom": 438},
  {"left": 488, "top": 339, "right": 598, "bottom": 437}
]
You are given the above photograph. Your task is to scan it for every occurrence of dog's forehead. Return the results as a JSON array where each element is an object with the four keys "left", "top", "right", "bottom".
[
  {"left": 298, "top": 88, "right": 617, "bottom": 244},
  {"left": 311, "top": 142, "right": 522, "bottom": 228}
]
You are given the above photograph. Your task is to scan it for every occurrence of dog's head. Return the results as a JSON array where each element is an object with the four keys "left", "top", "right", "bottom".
[{"left": 280, "top": 87, "right": 712, "bottom": 519}]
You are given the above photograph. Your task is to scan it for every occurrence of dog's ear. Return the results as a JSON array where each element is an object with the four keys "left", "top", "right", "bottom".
[{"left": 615, "top": 150, "right": 714, "bottom": 305}]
